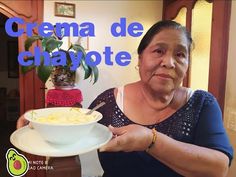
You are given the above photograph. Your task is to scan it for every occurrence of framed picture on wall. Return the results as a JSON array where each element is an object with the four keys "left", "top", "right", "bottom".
[
  {"left": 55, "top": 2, "right": 75, "bottom": 18},
  {"left": 7, "top": 41, "right": 19, "bottom": 78}
]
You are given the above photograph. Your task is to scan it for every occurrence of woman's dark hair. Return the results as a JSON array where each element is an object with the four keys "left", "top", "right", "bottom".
[{"left": 137, "top": 20, "right": 193, "bottom": 55}]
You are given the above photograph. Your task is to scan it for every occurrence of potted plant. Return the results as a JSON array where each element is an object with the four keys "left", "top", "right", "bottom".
[{"left": 21, "top": 28, "right": 98, "bottom": 89}]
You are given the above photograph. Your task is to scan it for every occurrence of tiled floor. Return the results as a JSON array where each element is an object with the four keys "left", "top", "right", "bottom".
[{"left": 0, "top": 120, "right": 17, "bottom": 177}]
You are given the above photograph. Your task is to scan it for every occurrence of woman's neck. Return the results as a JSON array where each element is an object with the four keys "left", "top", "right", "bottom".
[
  {"left": 139, "top": 83, "right": 176, "bottom": 111},
  {"left": 124, "top": 82, "right": 186, "bottom": 125}
]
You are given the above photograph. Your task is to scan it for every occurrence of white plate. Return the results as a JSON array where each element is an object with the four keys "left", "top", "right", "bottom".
[{"left": 10, "top": 123, "right": 112, "bottom": 157}]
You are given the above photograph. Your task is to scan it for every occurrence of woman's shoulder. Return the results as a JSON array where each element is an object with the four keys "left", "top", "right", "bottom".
[
  {"left": 98, "top": 84, "right": 134, "bottom": 100},
  {"left": 182, "top": 89, "right": 220, "bottom": 113},
  {"left": 191, "top": 89, "right": 217, "bottom": 103},
  {"left": 92, "top": 88, "right": 116, "bottom": 103},
  {"left": 192, "top": 89, "right": 214, "bottom": 96},
  {"left": 99, "top": 88, "right": 115, "bottom": 96},
  {"left": 175, "top": 88, "right": 219, "bottom": 114},
  {"left": 181, "top": 87, "right": 215, "bottom": 101},
  {"left": 88, "top": 88, "right": 116, "bottom": 109}
]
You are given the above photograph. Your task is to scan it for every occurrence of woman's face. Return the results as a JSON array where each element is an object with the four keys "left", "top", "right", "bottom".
[{"left": 139, "top": 28, "right": 189, "bottom": 94}]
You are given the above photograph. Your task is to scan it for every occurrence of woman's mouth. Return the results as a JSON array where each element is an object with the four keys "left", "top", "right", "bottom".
[{"left": 154, "top": 73, "right": 173, "bottom": 80}]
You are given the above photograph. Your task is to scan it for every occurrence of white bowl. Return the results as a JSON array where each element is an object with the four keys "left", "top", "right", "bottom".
[{"left": 24, "top": 107, "right": 102, "bottom": 144}]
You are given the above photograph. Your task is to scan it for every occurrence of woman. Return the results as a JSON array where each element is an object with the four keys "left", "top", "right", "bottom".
[
  {"left": 17, "top": 20, "right": 233, "bottom": 177},
  {"left": 88, "top": 20, "right": 233, "bottom": 177}
]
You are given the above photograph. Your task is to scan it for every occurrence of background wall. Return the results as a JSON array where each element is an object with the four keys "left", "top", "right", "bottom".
[
  {"left": 44, "top": 1, "right": 163, "bottom": 176},
  {"left": 225, "top": 1, "right": 236, "bottom": 177},
  {"left": 44, "top": 0, "right": 163, "bottom": 108}
]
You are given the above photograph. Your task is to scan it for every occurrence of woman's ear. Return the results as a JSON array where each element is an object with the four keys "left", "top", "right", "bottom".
[
  {"left": 135, "top": 56, "right": 141, "bottom": 71},
  {"left": 138, "top": 55, "right": 142, "bottom": 66}
]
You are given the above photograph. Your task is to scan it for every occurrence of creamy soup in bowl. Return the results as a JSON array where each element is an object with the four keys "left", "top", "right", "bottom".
[{"left": 24, "top": 107, "right": 103, "bottom": 144}]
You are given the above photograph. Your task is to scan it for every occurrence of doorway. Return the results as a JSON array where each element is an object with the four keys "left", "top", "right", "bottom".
[
  {"left": 0, "top": 13, "right": 19, "bottom": 176},
  {"left": 163, "top": 0, "right": 232, "bottom": 113}
]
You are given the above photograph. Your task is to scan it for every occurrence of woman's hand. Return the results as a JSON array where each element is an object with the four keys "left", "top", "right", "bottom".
[
  {"left": 99, "top": 124, "right": 153, "bottom": 152},
  {"left": 16, "top": 114, "right": 29, "bottom": 129}
]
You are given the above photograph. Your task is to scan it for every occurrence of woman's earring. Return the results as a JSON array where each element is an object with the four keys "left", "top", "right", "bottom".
[{"left": 135, "top": 65, "right": 139, "bottom": 70}]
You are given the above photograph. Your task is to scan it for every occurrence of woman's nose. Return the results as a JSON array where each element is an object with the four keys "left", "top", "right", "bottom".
[{"left": 160, "top": 54, "right": 175, "bottom": 68}]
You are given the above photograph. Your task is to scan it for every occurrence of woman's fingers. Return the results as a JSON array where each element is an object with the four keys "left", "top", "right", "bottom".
[
  {"left": 100, "top": 124, "right": 153, "bottom": 152},
  {"left": 100, "top": 125, "right": 134, "bottom": 152},
  {"left": 16, "top": 109, "right": 33, "bottom": 129},
  {"left": 99, "top": 135, "right": 126, "bottom": 152},
  {"left": 100, "top": 125, "right": 128, "bottom": 152},
  {"left": 99, "top": 139, "right": 119, "bottom": 152},
  {"left": 28, "top": 122, "right": 34, "bottom": 129},
  {"left": 108, "top": 125, "right": 127, "bottom": 136},
  {"left": 16, "top": 115, "right": 29, "bottom": 129}
]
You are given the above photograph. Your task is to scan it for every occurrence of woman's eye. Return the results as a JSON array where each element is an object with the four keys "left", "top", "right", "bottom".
[
  {"left": 154, "top": 49, "right": 165, "bottom": 56},
  {"left": 176, "top": 52, "right": 186, "bottom": 58}
]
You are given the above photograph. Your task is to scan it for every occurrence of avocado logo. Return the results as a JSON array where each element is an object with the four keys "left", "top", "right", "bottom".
[{"left": 6, "top": 148, "right": 29, "bottom": 177}]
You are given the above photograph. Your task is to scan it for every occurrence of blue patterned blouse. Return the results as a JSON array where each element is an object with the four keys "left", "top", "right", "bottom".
[{"left": 89, "top": 88, "right": 233, "bottom": 177}]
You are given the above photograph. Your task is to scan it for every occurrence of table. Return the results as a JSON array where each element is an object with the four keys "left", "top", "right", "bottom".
[
  {"left": 45, "top": 89, "right": 83, "bottom": 177},
  {"left": 46, "top": 156, "right": 81, "bottom": 177}
]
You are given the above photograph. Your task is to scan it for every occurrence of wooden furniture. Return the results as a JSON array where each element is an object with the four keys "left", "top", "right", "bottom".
[
  {"left": 0, "top": 87, "right": 7, "bottom": 120},
  {"left": 0, "top": 88, "right": 20, "bottom": 121},
  {"left": 0, "top": 1, "right": 46, "bottom": 176},
  {"left": 6, "top": 97, "right": 20, "bottom": 121},
  {"left": 46, "top": 156, "right": 81, "bottom": 177}
]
